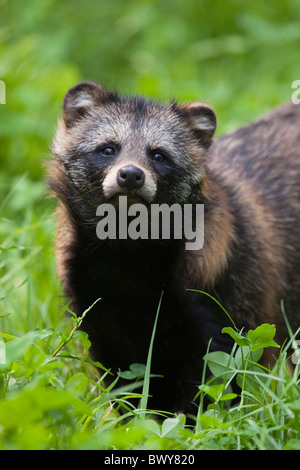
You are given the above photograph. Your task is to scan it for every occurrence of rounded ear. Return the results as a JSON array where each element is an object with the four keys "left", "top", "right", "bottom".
[
  {"left": 62, "top": 81, "right": 119, "bottom": 128},
  {"left": 178, "top": 102, "right": 217, "bottom": 148}
]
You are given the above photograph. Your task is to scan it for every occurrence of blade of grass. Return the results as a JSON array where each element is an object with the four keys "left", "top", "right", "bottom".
[
  {"left": 187, "top": 289, "right": 237, "bottom": 329},
  {"left": 195, "top": 337, "right": 212, "bottom": 433},
  {"left": 51, "top": 298, "right": 101, "bottom": 357},
  {"left": 139, "top": 291, "right": 163, "bottom": 419}
]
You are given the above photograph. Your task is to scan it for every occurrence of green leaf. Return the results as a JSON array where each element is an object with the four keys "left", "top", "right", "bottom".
[
  {"left": 66, "top": 373, "right": 89, "bottom": 398},
  {"left": 222, "top": 327, "right": 250, "bottom": 346},
  {"left": 198, "top": 383, "right": 237, "bottom": 402},
  {"left": 73, "top": 330, "right": 91, "bottom": 356},
  {"left": 143, "top": 418, "right": 161, "bottom": 436},
  {"left": 23, "top": 344, "right": 46, "bottom": 370},
  {"left": 203, "top": 351, "right": 236, "bottom": 377},
  {"left": 118, "top": 370, "right": 137, "bottom": 380},
  {"left": 200, "top": 414, "right": 229, "bottom": 429},
  {"left": 161, "top": 415, "right": 186, "bottom": 437},
  {"left": 235, "top": 345, "right": 263, "bottom": 368},
  {"left": 118, "top": 363, "right": 146, "bottom": 380},
  {"left": 284, "top": 440, "right": 300, "bottom": 450},
  {"left": 199, "top": 383, "right": 225, "bottom": 401},
  {"left": 288, "top": 399, "right": 300, "bottom": 410},
  {"left": 247, "top": 324, "right": 279, "bottom": 351},
  {"left": 129, "top": 363, "right": 146, "bottom": 376},
  {"left": 5, "top": 328, "right": 56, "bottom": 362},
  {"left": 0, "top": 388, "right": 91, "bottom": 430},
  {"left": 219, "top": 393, "right": 238, "bottom": 401}
]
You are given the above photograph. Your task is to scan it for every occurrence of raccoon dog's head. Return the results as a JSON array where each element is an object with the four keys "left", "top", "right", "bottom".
[{"left": 52, "top": 82, "right": 216, "bottom": 208}]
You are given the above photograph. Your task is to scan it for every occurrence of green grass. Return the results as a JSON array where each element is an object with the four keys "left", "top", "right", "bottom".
[{"left": 1, "top": 177, "right": 300, "bottom": 450}]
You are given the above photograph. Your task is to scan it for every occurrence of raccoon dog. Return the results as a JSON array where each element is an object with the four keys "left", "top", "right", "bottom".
[{"left": 49, "top": 81, "right": 300, "bottom": 416}]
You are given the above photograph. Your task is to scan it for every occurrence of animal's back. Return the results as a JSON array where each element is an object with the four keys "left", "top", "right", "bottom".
[
  {"left": 208, "top": 102, "right": 300, "bottom": 336},
  {"left": 210, "top": 102, "right": 300, "bottom": 203}
]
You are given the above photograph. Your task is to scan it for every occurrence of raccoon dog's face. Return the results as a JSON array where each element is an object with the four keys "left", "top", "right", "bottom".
[{"left": 52, "top": 82, "right": 216, "bottom": 207}]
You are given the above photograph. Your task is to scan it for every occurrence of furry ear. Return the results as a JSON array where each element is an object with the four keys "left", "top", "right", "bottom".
[
  {"left": 62, "top": 81, "right": 118, "bottom": 128},
  {"left": 179, "top": 102, "right": 217, "bottom": 147}
]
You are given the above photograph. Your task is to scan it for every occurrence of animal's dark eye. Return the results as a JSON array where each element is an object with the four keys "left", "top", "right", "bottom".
[
  {"left": 100, "top": 146, "right": 116, "bottom": 157},
  {"left": 151, "top": 151, "right": 166, "bottom": 163}
]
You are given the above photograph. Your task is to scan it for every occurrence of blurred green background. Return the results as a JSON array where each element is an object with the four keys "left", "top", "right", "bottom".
[
  {"left": 1, "top": 0, "right": 300, "bottom": 181},
  {"left": 0, "top": 0, "right": 300, "bottom": 334}
]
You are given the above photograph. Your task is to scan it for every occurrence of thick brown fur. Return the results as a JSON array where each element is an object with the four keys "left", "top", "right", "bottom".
[
  {"left": 49, "top": 82, "right": 300, "bottom": 415},
  {"left": 205, "top": 103, "right": 300, "bottom": 346}
]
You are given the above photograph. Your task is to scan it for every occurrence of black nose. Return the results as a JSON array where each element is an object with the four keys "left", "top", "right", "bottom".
[{"left": 117, "top": 166, "right": 145, "bottom": 190}]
